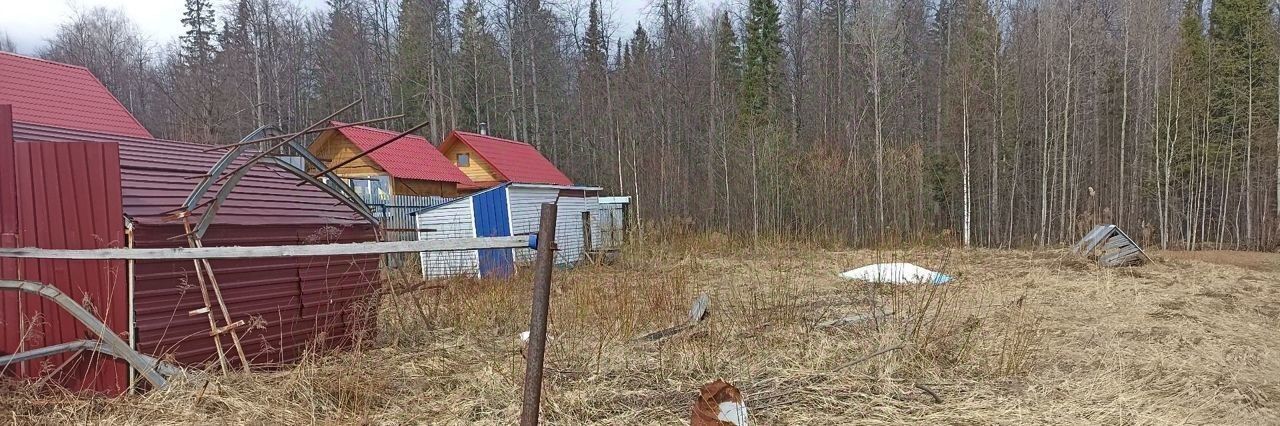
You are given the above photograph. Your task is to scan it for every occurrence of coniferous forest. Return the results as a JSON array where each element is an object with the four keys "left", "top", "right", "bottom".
[{"left": 10, "top": 0, "right": 1280, "bottom": 250}]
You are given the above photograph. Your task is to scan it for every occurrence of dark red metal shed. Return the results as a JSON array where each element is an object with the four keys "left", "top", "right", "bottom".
[
  {"left": 1, "top": 52, "right": 384, "bottom": 394},
  {"left": 2, "top": 117, "right": 383, "bottom": 394}
]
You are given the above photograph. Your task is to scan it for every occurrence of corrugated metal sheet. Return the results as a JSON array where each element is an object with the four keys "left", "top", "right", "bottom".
[
  {"left": 508, "top": 184, "right": 600, "bottom": 266},
  {"left": 0, "top": 52, "right": 152, "bottom": 138},
  {"left": 415, "top": 183, "right": 612, "bottom": 279},
  {"left": 551, "top": 195, "right": 592, "bottom": 265},
  {"left": 417, "top": 197, "right": 478, "bottom": 278},
  {"left": 472, "top": 187, "right": 512, "bottom": 278},
  {"left": 0, "top": 107, "right": 20, "bottom": 378},
  {"left": 131, "top": 224, "right": 379, "bottom": 367},
  {"left": 508, "top": 185, "right": 560, "bottom": 264},
  {"left": 0, "top": 138, "right": 128, "bottom": 394}
]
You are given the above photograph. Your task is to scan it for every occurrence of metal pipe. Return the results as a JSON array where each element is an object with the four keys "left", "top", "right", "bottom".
[
  {"left": 200, "top": 114, "right": 405, "bottom": 153},
  {"left": 215, "top": 99, "right": 362, "bottom": 184},
  {"left": 0, "top": 280, "right": 169, "bottom": 388},
  {"left": 266, "top": 158, "right": 379, "bottom": 225},
  {"left": 520, "top": 203, "right": 558, "bottom": 426},
  {"left": 305, "top": 119, "right": 432, "bottom": 182}
]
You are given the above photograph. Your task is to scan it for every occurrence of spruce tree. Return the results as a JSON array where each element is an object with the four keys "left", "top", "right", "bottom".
[
  {"left": 740, "top": 0, "right": 782, "bottom": 118},
  {"left": 178, "top": 0, "right": 218, "bottom": 142},
  {"left": 396, "top": 0, "right": 447, "bottom": 127},
  {"left": 583, "top": 0, "right": 607, "bottom": 72},
  {"left": 629, "top": 23, "right": 650, "bottom": 65},
  {"left": 1207, "top": 0, "right": 1276, "bottom": 246},
  {"left": 322, "top": 0, "right": 363, "bottom": 115},
  {"left": 457, "top": 0, "right": 503, "bottom": 132},
  {"left": 1206, "top": 0, "right": 1276, "bottom": 138},
  {"left": 180, "top": 0, "right": 217, "bottom": 69},
  {"left": 714, "top": 12, "right": 741, "bottom": 95}
]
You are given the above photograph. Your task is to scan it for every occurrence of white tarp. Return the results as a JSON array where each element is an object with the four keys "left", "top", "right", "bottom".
[{"left": 839, "top": 263, "right": 952, "bottom": 285}]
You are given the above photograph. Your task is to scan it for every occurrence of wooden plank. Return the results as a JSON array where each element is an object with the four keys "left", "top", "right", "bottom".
[
  {"left": 209, "top": 320, "right": 246, "bottom": 337},
  {"left": 0, "top": 236, "right": 532, "bottom": 260},
  {"left": 1103, "top": 235, "right": 1132, "bottom": 250},
  {"left": 1100, "top": 247, "right": 1141, "bottom": 266}
]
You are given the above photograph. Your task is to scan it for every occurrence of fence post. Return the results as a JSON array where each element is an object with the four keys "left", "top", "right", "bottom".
[
  {"left": 520, "top": 203, "right": 557, "bottom": 426},
  {"left": 581, "top": 211, "right": 592, "bottom": 260}
]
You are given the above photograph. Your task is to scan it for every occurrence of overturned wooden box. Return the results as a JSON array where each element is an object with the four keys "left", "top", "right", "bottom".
[{"left": 1072, "top": 225, "right": 1150, "bottom": 267}]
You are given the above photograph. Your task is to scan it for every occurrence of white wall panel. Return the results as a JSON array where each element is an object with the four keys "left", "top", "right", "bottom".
[{"left": 417, "top": 197, "right": 478, "bottom": 278}]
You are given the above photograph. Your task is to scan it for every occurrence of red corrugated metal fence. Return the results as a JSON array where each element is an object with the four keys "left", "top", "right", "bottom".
[{"left": 0, "top": 117, "right": 129, "bottom": 393}]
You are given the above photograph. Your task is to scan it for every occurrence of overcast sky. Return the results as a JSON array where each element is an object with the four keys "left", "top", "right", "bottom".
[{"left": 0, "top": 0, "right": 679, "bottom": 56}]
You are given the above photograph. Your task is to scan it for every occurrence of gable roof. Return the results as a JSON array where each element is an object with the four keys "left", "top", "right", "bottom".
[
  {"left": 441, "top": 131, "right": 572, "bottom": 186},
  {"left": 0, "top": 51, "right": 152, "bottom": 138},
  {"left": 326, "top": 122, "right": 473, "bottom": 185}
]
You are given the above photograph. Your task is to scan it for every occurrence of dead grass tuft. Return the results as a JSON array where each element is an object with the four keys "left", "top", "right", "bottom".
[{"left": 3, "top": 242, "right": 1279, "bottom": 424}]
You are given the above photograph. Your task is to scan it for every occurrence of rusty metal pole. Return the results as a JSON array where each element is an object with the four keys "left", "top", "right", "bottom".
[{"left": 520, "top": 203, "right": 558, "bottom": 426}]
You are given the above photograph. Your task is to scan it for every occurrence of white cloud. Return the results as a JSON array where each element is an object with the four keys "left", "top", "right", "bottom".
[{"left": 0, "top": 0, "right": 188, "bottom": 54}]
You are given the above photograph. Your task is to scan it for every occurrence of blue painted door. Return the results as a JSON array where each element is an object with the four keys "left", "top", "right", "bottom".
[{"left": 472, "top": 186, "right": 514, "bottom": 278}]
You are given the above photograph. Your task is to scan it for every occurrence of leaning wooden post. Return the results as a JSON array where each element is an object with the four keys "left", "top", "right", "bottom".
[
  {"left": 581, "top": 211, "right": 592, "bottom": 263},
  {"left": 520, "top": 203, "right": 558, "bottom": 426}
]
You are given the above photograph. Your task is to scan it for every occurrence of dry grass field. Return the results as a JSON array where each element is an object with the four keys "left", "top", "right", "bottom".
[{"left": 3, "top": 235, "right": 1279, "bottom": 425}]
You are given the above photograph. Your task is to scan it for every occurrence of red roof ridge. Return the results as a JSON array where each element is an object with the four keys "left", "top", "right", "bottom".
[
  {"left": 331, "top": 121, "right": 427, "bottom": 140},
  {"left": 0, "top": 51, "right": 91, "bottom": 72},
  {"left": 452, "top": 130, "right": 532, "bottom": 146}
]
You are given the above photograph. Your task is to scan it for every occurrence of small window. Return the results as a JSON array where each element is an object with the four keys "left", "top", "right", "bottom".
[{"left": 457, "top": 153, "right": 470, "bottom": 167}]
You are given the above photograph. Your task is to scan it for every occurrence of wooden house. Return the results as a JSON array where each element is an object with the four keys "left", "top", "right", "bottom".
[
  {"left": 439, "top": 130, "right": 573, "bottom": 188},
  {"left": 309, "top": 123, "right": 475, "bottom": 200}
]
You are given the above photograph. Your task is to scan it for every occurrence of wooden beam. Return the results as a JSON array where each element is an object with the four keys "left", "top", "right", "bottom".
[
  {"left": 0, "top": 236, "right": 532, "bottom": 260},
  {"left": 581, "top": 211, "right": 593, "bottom": 259}
]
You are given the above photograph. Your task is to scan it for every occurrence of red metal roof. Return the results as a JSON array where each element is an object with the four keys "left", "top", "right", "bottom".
[
  {"left": 441, "top": 131, "right": 573, "bottom": 185},
  {"left": 0, "top": 52, "right": 152, "bottom": 138},
  {"left": 12, "top": 122, "right": 370, "bottom": 227},
  {"left": 328, "top": 123, "right": 473, "bottom": 185}
]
